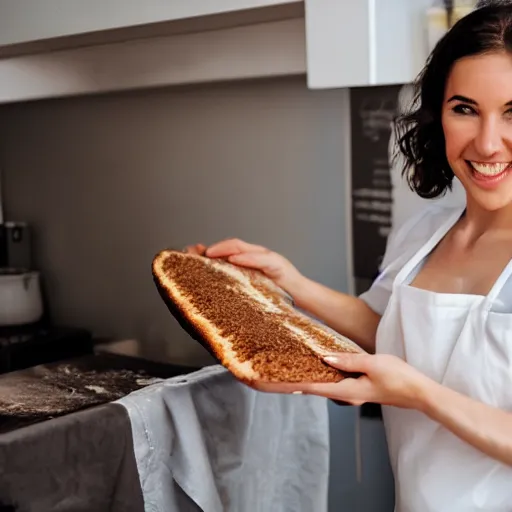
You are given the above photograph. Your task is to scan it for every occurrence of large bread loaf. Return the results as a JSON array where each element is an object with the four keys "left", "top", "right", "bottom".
[{"left": 152, "top": 249, "right": 364, "bottom": 386}]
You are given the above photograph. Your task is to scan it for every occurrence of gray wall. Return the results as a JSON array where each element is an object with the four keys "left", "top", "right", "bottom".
[{"left": 0, "top": 76, "right": 394, "bottom": 511}]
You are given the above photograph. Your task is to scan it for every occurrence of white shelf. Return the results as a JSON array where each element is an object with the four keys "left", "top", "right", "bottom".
[
  {"left": 0, "top": 17, "right": 306, "bottom": 104},
  {"left": 0, "top": 0, "right": 301, "bottom": 47}
]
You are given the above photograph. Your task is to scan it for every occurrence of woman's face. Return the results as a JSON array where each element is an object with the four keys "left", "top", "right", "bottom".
[{"left": 442, "top": 51, "right": 512, "bottom": 211}]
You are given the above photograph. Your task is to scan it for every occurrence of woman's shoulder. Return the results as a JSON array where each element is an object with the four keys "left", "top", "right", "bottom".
[
  {"left": 359, "top": 203, "right": 462, "bottom": 315},
  {"left": 380, "top": 202, "right": 462, "bottom": 270}
]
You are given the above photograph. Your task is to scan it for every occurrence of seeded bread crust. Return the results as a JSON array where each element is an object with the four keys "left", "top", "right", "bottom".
[{"left": 152, "top": 249, "right": 364, "bottom": 385}]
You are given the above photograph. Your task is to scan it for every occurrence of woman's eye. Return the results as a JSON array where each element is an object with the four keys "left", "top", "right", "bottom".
[{"left": 452, "top": 104, "right": 476, "bottom": 115}]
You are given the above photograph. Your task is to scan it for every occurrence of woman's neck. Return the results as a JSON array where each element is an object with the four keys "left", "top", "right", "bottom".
[{"left": 460, "top": 198, "right": 512, "bottom": 242}]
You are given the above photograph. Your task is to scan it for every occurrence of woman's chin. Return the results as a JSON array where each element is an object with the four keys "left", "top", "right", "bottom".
[
  {"left": 455, "top": 169, "right": 512, "bottom": 212},
  {"left": 466, "top": 190, "right": 512, "bottom": 212}
]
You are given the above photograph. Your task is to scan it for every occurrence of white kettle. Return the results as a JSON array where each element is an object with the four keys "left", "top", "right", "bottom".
[{"left": 0, "top": 268, "right": 44, "bottom": 326}]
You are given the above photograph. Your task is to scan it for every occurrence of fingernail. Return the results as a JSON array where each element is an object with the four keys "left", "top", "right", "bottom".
[
  {"left": 292, "top": 391, "right": 303, "bottom": 395},
  {"left": 324, "top": 356, "right": 338, "bottom": 363}
]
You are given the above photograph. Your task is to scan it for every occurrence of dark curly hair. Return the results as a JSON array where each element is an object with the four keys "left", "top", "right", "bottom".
[{"left": 394, "top": 2, "right": 512, "bottom": 198}]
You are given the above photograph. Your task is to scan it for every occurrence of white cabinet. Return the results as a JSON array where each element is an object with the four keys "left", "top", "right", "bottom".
[
  {"left": 0, "top": 17, "right": 306, "bottom": 104},
  {"left": 0, "top": 0, "right": 306, "bottom": 104},
  {"left": 305, "top": 0, "right": 434, "bottom": 88},
  {"left": 0, "top": 0, "right": 300, "bottom": 47},
  {"left": 0, "top": 0, "right": 453, "bottom": 103}
]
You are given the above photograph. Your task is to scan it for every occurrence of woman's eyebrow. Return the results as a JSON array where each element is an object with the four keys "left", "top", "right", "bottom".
[
  {"left": 447, "top": 95, "right": 477, "bottom": 104},
  {"left": 447, "top": 95, "right": 512, "bottom": 107}
]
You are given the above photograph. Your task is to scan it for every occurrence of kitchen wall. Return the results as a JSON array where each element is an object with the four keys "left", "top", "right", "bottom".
[{"left": 0, "top": 75, "right": 394, "bottom": 510}]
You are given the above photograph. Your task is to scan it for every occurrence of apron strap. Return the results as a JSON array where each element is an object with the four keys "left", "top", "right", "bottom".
[
  {"left": 392, "top": 207, "right": 465, "bottom": 290},
  {"left": 486, "top": 258, "right": 512, "bottom": 306}
]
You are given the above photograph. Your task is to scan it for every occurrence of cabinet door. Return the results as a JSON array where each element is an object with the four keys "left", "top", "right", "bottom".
[
  {"left": 305, "top": 0, "right": 433, "bottom": 88},
  {"left": 0, "top": 0, "right": 297, "bottom": 47},
  {"left": 305, "top": 0, "right": 372, "bottom": 88},
  {"left": 374, "top": 0, "right": 433, "bottom": 85}
]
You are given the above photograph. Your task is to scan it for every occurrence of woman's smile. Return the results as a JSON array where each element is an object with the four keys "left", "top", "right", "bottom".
[{"left": 465, "top": 160, "right": 512, "bottom": 189}]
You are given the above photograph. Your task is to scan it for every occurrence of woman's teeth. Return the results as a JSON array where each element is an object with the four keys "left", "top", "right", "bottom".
[{"left": 470, "top": 162, "right": 510, "bottom": 176}]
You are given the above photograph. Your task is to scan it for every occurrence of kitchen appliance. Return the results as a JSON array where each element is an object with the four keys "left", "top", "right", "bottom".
[
  {"left": 0, "top": 268, "right": 44, "bottom": 326},
  {"left": 0, "top": 220, "right": 47, "bottom": 327},
  {"left": 0, "top": 222, "right": 32, "bottom": 270}
]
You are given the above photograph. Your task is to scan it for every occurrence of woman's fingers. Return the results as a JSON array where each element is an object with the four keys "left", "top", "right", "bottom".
[
  {"left": 206, "top": 238, "right": 268, "bottom": 258},
  {"left": 254, "top": 380, "right": 342, "bottom": 398},
  {"left": 183, "top": 243, "right": 207, "bottom": 255},
  {"left": 323, "top": 353, "right": 372, "bottom": 373},
  {"left": 228, "top": 251, "right": 279, "bottom": 272},
  {"left": 249, "top": 354, "right": 371, "bottom": 397},
  {"left": 296, "top": 378, "right": 363, "bottom": 402},
  {"left": 253, "top": 375, "right": 365, "bottom": 404}
]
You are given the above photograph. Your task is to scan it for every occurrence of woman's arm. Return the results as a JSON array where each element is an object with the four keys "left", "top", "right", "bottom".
[
  {"left": 419, "top": 379, "right": 512, "bottom": 467},
  {"left": 288, "top": 275, "right": 381, "bottom": 354},
  {"left": 282, "top": 352, "right": 512, "bottom": 467}
]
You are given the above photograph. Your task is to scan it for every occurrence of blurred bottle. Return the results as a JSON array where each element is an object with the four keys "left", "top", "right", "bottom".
[
  {"left": 426, "top": 0, "right": 449, "bottom": 54},
  {"left": 450, "top": 0, "right": 477, "bottom": 27},
  {"left": 426, "top": 0, "right": 478, "bottom": 55}
]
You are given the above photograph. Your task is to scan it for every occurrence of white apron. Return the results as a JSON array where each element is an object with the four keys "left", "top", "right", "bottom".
[{"left": 376, "top": 207, "right": 512, "bottom": 512}]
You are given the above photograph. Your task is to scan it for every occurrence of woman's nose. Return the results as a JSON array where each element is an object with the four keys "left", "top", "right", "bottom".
[{"left": 473, "top": 117, "right": 506, "bottom": 157}]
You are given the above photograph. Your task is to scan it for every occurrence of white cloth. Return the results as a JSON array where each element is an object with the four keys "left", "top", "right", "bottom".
[
  {"left": 362, "top": 204, "right": 512, "bottom": 511},
  {"left": 116, "top": 364, "right": 330, "bottom": 512}
]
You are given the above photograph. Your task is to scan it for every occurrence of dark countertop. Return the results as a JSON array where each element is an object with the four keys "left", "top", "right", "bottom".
[{"left": 0, "top": 341, "right": 204, "bottom": 434}]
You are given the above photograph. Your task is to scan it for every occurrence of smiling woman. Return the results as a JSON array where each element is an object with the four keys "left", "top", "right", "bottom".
[
  {"left": 185, "top": 3, "right": 512, "bottom": 511},
  {"left": 442, "top": 54, "right": 512, "bottom": 198}
]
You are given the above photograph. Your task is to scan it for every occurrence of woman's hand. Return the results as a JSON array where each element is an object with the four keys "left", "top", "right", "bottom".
[
  {"left": 257, "top": 353, "right": 431, "bottom": 409},
  {"left": 185, "top": 238, "right": 304, "bottom": 295},
  {"left": 183, "top": 243, "right": 207, "bottom": 255}
]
